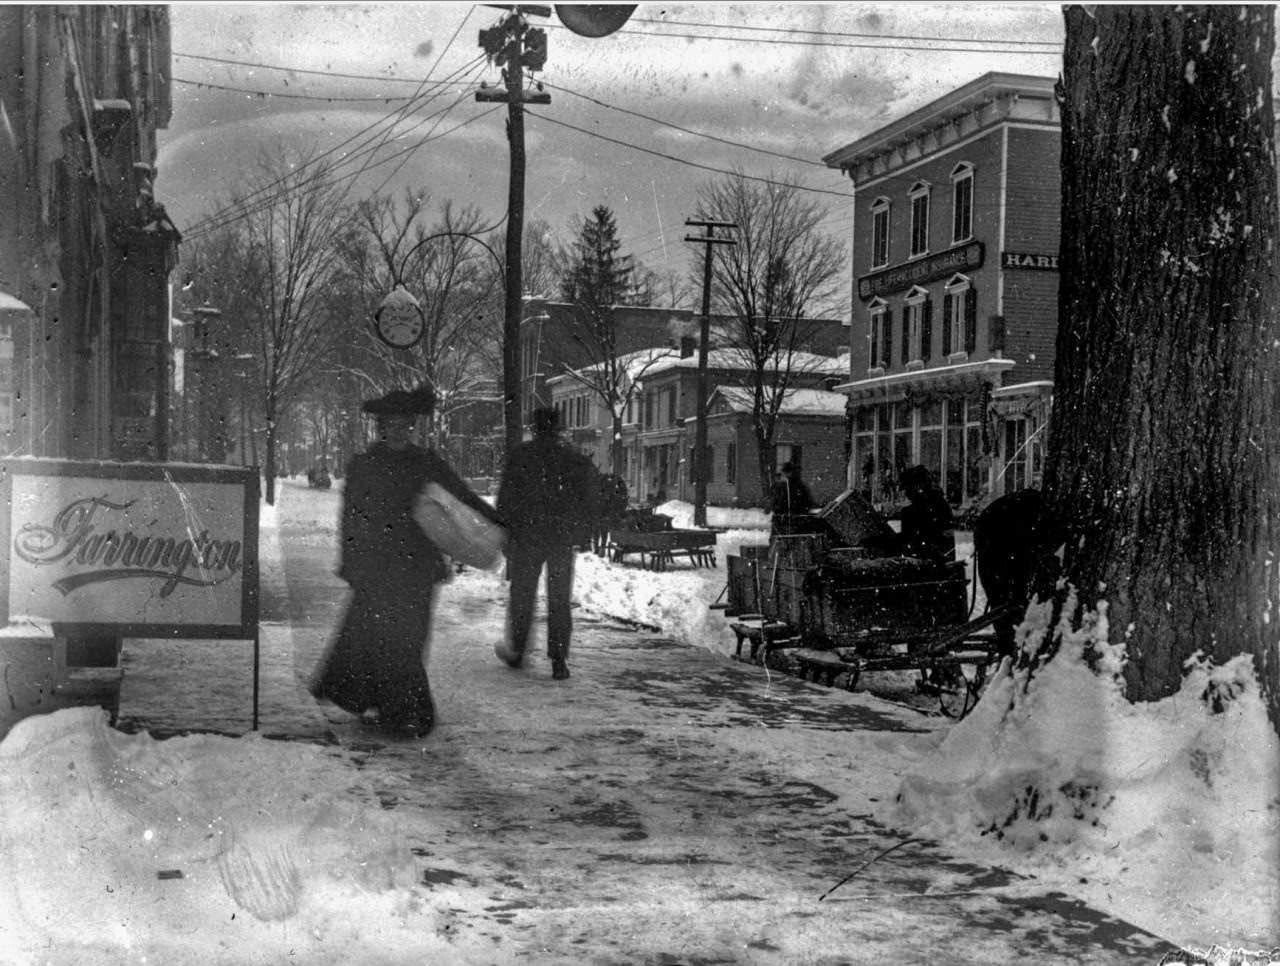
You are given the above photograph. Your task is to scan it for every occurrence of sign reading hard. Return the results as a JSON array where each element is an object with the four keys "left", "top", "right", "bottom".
[
  {"left": 0, "top": 459, "right": 258, "bottom": 637},
  {"left": 1001, "top": 250, "right": 1059, "bottom": 271}
]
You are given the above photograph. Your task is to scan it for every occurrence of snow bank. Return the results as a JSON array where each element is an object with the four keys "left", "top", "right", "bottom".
[
  {"left": 894, "top": 598, "right": 1280, "bottom": 949},
  {"left": 0, "top": 707, "right": 449, "bottom": 965}
]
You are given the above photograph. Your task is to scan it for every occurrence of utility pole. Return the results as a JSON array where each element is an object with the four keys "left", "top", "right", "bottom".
[
  {"left": 477, "top": 7, "right": 550, "bottom": 456},
  {"left": 685, "top": 219, "right": 736, "bottom": 528}
]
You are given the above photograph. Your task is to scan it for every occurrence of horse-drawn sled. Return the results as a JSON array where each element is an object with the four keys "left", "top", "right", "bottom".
[{"left": 715, "top": 488, "right": 1034, "bottom": 719}]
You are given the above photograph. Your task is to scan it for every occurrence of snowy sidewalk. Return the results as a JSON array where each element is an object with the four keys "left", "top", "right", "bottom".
[{"left": 106, "top": 513, "right": 1182, "bottom": 964}]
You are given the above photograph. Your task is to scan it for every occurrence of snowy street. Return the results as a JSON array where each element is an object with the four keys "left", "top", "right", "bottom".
[{"left": 7, "top": 480, "right": 1183, "bottom": 964}]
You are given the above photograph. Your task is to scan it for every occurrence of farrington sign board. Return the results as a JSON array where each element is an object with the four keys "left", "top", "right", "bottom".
[{"left": 0, "top": 459, "right": 259, "bottom": 638}]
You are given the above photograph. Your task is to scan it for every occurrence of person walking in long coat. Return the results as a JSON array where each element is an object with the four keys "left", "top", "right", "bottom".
[
  {"left": 494, "top": 407, "right": 600, "bottom": 680},
  {"left": 310, "top": 385, "right": 500, "bottom": 738}
]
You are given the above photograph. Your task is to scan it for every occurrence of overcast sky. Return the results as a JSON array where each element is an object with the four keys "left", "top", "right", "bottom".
[{"left": 155, "top": 2, "right": 1065, "bottom": 300}]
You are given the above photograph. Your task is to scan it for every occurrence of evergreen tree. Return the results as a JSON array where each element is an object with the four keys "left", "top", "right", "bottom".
[{"left": 559, "top": 206, "right": 640, "bottom": 306}]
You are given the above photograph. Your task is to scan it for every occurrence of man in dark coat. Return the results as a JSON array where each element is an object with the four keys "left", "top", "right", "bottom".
[
  {"left": 495, "top": 407, "right": 600, "bottom": 680},
  {"left": 310, "top": 384, "right": 499, "bottom": 738},
  {"left": 593, "top": 473, "right": 629, "bottom": 556},
  {"left": 898, "top": 464, "right": 956, "bottom": 563},
  {"left": 769, "top": 461, "right": 817, "bottom": 536}
]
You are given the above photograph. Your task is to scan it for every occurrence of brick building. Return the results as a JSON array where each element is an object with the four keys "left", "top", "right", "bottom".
[
  {"left": 824, "top": 72, "right": 1060, "bottom": 510},
  {"left": 0, "top": 6, "right": 178, "bottom": 460}
]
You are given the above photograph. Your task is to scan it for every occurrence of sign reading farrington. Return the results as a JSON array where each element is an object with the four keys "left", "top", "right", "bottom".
[{"left": 0, "top": 459, "right": 259, "bottom": 637}]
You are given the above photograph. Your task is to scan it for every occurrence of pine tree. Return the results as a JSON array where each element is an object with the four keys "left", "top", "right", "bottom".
[{"left": 560, "top": 206, "right": 638, "bottom": 306}]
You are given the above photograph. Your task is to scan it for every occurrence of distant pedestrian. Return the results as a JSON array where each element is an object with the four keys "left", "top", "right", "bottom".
[
  {"left": 593, "top": 472, "right": 629, "bottom": 556},
  {"left": 898, "top": 464, "right": 955, "bottom": 563},
  {"left": 310, "top": 385, "right": 500, "bottom": 738},
  {"left": 770, "top": 461, "right": 816, "bottom": 535},
  {"left": 495, "top": 407, "right": 600, "bottom": 680}
]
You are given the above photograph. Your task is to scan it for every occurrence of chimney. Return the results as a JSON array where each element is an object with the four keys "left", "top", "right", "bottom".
[{"left": 680, "top": 336, "right": 696, "bottom": 358}]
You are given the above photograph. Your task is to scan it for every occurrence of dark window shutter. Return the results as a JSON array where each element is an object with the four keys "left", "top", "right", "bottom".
[
  {"left": 964, "top": 287, "right": 978, "bottom": 354},
  {"left": 921, "top": 298, "right": 933, "bottom": 362},
  {"left": 942, "top": 295, "right": 953, "bottom": 355},
  {"left": 883, "top": 308, "right": 893, "bottom": 367},
  {"left": 869, "top": 313, "right": 880, "bottom": 368},
  {"left": 990, "top": 314, "right": 1007, "bottom": 354},
  {"left": 900, "top": 305, "right": 910, "bottom": 362}
]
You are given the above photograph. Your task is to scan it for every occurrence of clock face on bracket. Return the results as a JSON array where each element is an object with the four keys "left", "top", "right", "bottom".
[{"left": 374, "top": 298, "right": 425, "bottom": 349}]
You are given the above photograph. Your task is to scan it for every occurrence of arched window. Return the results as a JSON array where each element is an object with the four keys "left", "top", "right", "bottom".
[
  {"left": 867, "top": 297, "right": 891, "bottom": 370},
  {"left": 943, "top": 273, "right": 977, "bottom": 358},
  {"left": 870, "top": 196, "right": 891, "bottom": 268},
  {"left": 909, "top": 181, "right": 931, "bottom": 256},
  {"left": 951, "top": 163, "right": 974, "bottom": 243},
  {"left": 902, "top": 286, "right": 932, "bottom": 366}
]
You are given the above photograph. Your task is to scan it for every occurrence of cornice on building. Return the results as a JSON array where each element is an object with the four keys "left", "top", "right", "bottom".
[
  {"left": 823, "top": 72, "right": 1058, "bottom": 187},
  {"left": 836, "top": 358, "right": 1015, "bottom": 401}
]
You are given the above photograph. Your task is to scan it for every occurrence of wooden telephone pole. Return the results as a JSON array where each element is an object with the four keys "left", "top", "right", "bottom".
[
  {"left": 477, "top": 7, "right": 550, "bottom": 455},
  {"left": 685, "top": 219, "right": 736, "bottom": 528}
]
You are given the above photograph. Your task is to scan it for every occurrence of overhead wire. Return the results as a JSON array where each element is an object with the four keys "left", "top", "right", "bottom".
[
  {"left": 341, "top": 5, "right": 476, "bottom": 206},
  {"left": 182, "top": 10, "right": 482, "bottom": 236},
  {"left": 538, "top": 78, "right": 828, "bottom": 167},
  {"left": 524, "top": 109, "right": 852, "bottom": 198},
  {"left": 180, "top": 56, "right": 488, "bottom": 238},
  {"left": 626, "top": 16, "right": 1062, "bottom": 48},
  {"left": 546, "top": 22, "right": 1063, "bottom": 56},
  {"left": 185, "top": 89, "right": 500, "bottom": 241},
  {"left": 172, "top": 77, "right": 419, "bottom": 103}
]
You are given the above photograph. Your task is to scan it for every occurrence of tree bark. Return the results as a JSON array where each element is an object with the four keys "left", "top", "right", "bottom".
[{"left": 1047, "top": 5, "right": 1280, "bottom": 721}]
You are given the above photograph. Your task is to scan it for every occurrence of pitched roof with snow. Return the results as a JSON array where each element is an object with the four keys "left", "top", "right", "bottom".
[
  {"left": 644, "top": 348, "right": 846, "bottom": 378},
  {"left": 713, "top": 386, "right": 847, "bottom": 416}
]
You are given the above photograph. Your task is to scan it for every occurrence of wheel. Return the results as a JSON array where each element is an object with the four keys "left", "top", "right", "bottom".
[{"left": 934, "top": 664, "right": 977, "bottom": 719}]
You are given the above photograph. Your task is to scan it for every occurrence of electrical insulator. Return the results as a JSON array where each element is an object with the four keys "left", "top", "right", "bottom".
[
  {"left": 521, "top": 27, "right": 548, "bottom": 71},
  {"left": 479, "top": 25, "right": 505, "bottom": 59}
]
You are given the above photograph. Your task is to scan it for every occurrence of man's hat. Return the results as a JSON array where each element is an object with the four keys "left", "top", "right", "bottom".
[
  {"left": 900, "top": 465, "right": 932, "bottom": 490},
  {"left": 362, "top": 384, "right": 436, "bottom": 417}
]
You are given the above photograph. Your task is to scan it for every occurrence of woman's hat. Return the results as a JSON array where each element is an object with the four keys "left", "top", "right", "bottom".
[{"left": 362, "top": 384, "right": 436, "bottom": 417}]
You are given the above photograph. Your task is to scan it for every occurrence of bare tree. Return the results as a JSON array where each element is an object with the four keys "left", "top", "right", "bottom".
[
  {"left": 692, "top": 167, "right": 847, "bottom": 500},
  {"left": 521, "top": 217, "right": 560, "bottom": 299},
  {"left": 230, "top": 150, "right": 353, "bottom": 503},
  {"left": 1039, "top": 5, "right": 1279, "bottom": 727}
]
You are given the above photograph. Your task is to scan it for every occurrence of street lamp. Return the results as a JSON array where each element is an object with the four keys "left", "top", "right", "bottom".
[{"left": 189, "top": 304, "right": 222, "bottom": 462}]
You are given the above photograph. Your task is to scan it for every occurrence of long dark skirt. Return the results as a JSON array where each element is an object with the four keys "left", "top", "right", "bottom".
[{"left": 311, "top": 578, "right": 436, "bottom": 734}]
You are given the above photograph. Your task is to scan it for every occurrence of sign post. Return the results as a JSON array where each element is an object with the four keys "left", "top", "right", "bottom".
[{"left": 0, "top": 459, "right": 261, "bottom": 730}]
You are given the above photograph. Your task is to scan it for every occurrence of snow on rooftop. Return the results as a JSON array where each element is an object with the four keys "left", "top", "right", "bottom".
[{"left": 714, "top": 386, "right": 848, "bottom": 416}]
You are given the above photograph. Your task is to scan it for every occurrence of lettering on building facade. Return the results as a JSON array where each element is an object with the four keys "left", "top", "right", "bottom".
[
  {"left": 858, "top": 242, "right": 985, "bottom": 301},
  {"left": 1001, "top": 251, "right": 1059, "bottom": 271}
]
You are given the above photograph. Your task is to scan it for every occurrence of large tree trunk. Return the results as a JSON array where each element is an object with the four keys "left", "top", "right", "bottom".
[{"left": 1046, "top": 5, "right": 1279, "bottom": 722}]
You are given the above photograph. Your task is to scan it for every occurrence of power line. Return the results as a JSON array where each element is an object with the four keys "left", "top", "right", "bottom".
[
  {"left": 180, "top": 56, "right": 487, "bottom": 237},
  {"left": 628, "top": 16, "right": 1062, "bottom": 48},
  {"left": 540, "top": 79, "right": 827, "bottom": 168},
  {"left": 524, "top": 109, "right": 852, "bottom": 199},
  {"left": 549, "top": 23, "right": 1063, "bottom": 56},
  {"left": 185, "top": 96, "right": 501, "bottom": 241},
  {"left": 344, "top": 6, "right": 475, "bottom": 206},
  {"left": 173, "top": 50, "right": 457, "bottom": 85},
  {"left": 173, "top": 76, "right": 420, "bottom": 103}
]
